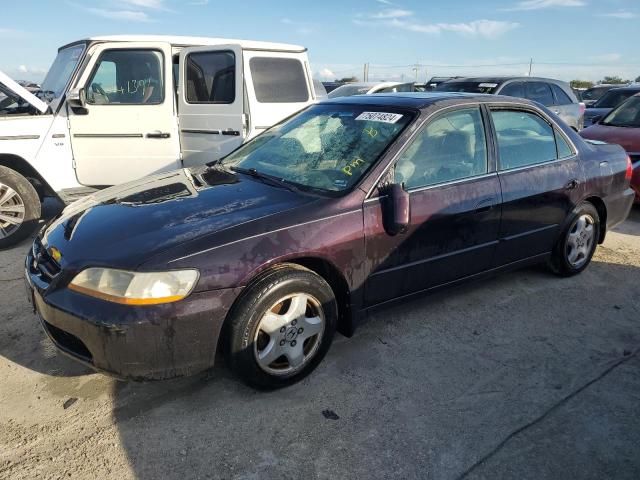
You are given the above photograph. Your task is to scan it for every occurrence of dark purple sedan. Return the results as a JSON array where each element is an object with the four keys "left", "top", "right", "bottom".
[{"left": 25, "top": 93, "right": 635, "bottom": 388}]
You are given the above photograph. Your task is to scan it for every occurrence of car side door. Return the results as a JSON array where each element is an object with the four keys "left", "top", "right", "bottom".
[
  {"left": 489, "top": 106, "right": 585, "bottom": 266},
  {"left": 363, "top": 105, "right": 502, "bottom": 306}
]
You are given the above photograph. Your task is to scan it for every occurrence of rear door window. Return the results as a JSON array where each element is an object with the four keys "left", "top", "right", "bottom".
[
  {"left": 185, "top": 51, "right": 236, "bottom": 104},
  {"left": 249, "top": 57, "right": 309, "bottom": 103},
  {"left": 499, "top": 82, "right": 524, "bottom": 98},
  {"left": 526, "top": 82, "right": 554, "bottom": 107},
  {"left": 491, "top": 109, "right": 558, "bottom": 169},
  {"left": 550, "top": 84, "right": 573, "bottom": 105}
]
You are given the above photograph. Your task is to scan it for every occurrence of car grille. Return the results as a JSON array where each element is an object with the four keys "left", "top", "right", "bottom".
[
  {"left": 43, "top": 320, "right": 93, "bottom": 362},
  {"left": 30, "top": 238, "right": 61, "bottom": 284}
]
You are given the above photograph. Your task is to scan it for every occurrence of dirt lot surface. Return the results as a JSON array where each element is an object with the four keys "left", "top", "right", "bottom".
[{"left": 1, "top": 206, "right": 639, "bottom": 480}]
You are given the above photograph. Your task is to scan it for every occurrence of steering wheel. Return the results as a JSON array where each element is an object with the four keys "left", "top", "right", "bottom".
[{"left": 90, "top": 83, "right": 109, "bottom": 104}]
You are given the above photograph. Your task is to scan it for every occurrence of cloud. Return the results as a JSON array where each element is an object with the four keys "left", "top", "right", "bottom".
[
  {"left": 371, "top": 9, "right": 413, "bottom": 19},
  {"left": 376, "top": 0, "right": 397, "bottom": 5},
  {"left": 317, "top": 68, "right": 336, "bottom": 79},
  {"left": 591, "top": 53, "right": 622, "bottom": 62},
  {"left": 0, "top": 28, "right": 24, "bottom": 37},
  {"left": 507, "top": 0, "right": 586, "bottom": 11},
  {"left": 117, "top": 0, "right": 170, "bottom": 10},
  {"left": 357, "top": 14, "right": 520, "bottom": 38},
  {"left": 187, "top": 0, "right": 209, "bottom": 4},
  {"left": 599, "top": 11, "right": 637, "bottom": 19},
  {"left": 14, "top": 65, "right": 47, "bottom": 76},
  {"left": 83, "top": 6, "right": 152, "bottom": 22}
]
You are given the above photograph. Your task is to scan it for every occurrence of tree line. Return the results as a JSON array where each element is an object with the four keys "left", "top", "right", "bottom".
[{"left": 571, "top": 76, "right": 640, "bottom": 89}]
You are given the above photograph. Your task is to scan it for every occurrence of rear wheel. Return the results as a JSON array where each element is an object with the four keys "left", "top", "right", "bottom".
[
  {"left": 0, "top": 166, "right": 41, "bottom": 249},
  {"left": 225, "top": 264, "right": 337, "bottom": 389},
  {"left": 548, "top": 202, "right": 599, "bottom": 277}
]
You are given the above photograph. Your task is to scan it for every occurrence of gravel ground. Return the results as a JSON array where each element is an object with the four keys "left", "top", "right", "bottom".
[{"left": 1, "top": 205, "right": 639, "bottom": 480}]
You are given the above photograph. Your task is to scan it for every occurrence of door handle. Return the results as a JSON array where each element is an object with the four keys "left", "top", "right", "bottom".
[
  {"left": 221, "top": 130, "right": 240, "bottom": 136},
  {"left": 146, "top": 132, "right": 171, "bottom": 139},
  {"left": 473, "top": 198, "right": 495, "bottom": 214},
  {"left": 565, "top": 179, "right": 579, "bottom": 190}
]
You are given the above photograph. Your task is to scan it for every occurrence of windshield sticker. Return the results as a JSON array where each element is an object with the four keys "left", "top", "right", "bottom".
[
  {"left": 364, "top": 127, "right": 378, "bottom": 138},
  {"left": 342, "top": 158, "right": 366, "bottom": 177},
  {"left": 479, "top": 83, "right": 498, "bottom": 88},
  {"left": 355, "top": 112, "right": 404, "bottom": 124}
]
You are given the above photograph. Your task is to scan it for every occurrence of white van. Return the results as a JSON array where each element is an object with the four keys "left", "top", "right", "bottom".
[{"left": 0, "top": 35, "right": 319, "bottom": 247}]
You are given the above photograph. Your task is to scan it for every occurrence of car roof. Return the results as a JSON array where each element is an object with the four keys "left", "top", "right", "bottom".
[
  {"left": 607, "top": 85, "right": 640, "bottom": 92},
  {"left": 323, "top": 91, "right": 527, "bottom": 109},
  {"left": 335, "top": 81, "right": 404, "bottom": 88},
  {"left": 444, "top": 76, "right": 567, "bottom": 85},
  {"left": 62, "top": 35, "right": 306, "bottom": 53}
]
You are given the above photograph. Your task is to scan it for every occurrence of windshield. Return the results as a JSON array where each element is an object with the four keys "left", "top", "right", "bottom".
[
  {"left": 327, "top": 85, "right": 371, "bottom": 99},
  {"left": 582, "top": 87, "right": 610, "bottom": 101},
  {"left": 222, "top": 104, "right": 413, "bottom": 193},
  {"left": 434, "top": 81, "right": 498, "bottom": 94},
  {"left": 593, "top": 89, "right": 637, "bottom": 109},
  {"left": 38, "top": 44, "right": 85, "bottom": 105},
  {"left": 602, "top": 96, "right": 640, "bottom": 128}
]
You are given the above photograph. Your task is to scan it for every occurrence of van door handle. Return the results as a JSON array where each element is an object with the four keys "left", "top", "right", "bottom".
[
  {"left": 221, "top": 130, "right": 240, "bottom": 136},
  {"left": 565, "top": 179, "right": 579, "bottom": 190},
  {"left": 146, "top": 132, "right": 171, "bottom": 139},
  {"left": 473, "top": 198, "right": 495, "bottom": 214}
]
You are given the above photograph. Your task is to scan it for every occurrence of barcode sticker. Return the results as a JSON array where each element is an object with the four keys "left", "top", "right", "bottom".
[{"left": 355, "top": 112, "right": 404, "bottom": 124}]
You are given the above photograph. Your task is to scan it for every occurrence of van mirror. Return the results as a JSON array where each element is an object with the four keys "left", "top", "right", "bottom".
[
  {"left": 67, "top": 88, "right": 86, "bottom": 108},
  {"left": 382, "top": 183, "right": 410, "bottom": 236}
]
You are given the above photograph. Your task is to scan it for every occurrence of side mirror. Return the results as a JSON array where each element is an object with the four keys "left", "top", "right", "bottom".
[
  {"left": 66, "top": 87, "right": 86, "bottom": 108},
  {"left": 382, "top": 183, "right": 410, "bottom": 236}
]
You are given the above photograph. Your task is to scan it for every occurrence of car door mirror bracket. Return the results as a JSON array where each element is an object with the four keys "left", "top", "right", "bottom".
[{"left": 381, "top": 183, "right": 410, "bottom": 236}]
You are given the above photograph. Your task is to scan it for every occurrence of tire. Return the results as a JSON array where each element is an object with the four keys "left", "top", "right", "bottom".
[
  {"left": 0, "top": 166, "right": 41, "bottom": 250},
  {"left": 548, "top": 201, "right": 599, "bottom": 277},
  {"left": 225, "top": 264, "right": 337, "bottom": 389}
]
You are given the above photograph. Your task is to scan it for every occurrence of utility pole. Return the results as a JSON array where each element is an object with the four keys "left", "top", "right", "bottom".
[
  {"left": 363, "top": 63, "right": 369, "bottom": 82},
  {"left": 412, "top": 62, "right": 421, "bottom": 82},
  {"left": 528, "top": 58, "right": 533, "bottom": 77}
]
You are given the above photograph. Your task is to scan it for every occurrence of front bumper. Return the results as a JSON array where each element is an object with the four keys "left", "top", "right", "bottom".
[{"left": 25, "top": 252, "right": 242, "bottom": 380}]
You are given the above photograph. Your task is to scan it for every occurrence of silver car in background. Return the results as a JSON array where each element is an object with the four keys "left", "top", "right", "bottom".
[
  {"left": 327, "top": 81, "right": 415, "bottom": 99},
  {"left": 435, "top": 76, "right": 585, "bottom": 131}
]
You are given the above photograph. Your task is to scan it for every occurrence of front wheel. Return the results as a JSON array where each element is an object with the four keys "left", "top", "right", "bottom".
[
  {"left": 0, "top": 166, "right": 41, "bottom": 250},
  {"left": 548, "top": 202, "right": 599, "bottom": 277},
  {"left": 225, "top": 264, "right": 337, "bottom": 389}
]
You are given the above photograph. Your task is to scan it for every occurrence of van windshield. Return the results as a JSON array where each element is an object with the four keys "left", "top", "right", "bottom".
[{"left": 38, "top": 44, "right": 85, "bottom": 106}]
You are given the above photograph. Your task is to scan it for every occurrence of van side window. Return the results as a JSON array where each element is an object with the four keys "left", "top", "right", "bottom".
[
  {"left": 185, "top": 51, "right": 235, "bottom": 104},
  {"left": 86, "top": 49, "right": 164, "bottom": 105},
  {"left": 395, "top": 107, "right": 488, "bottom": 189},
  {"left": 249, "top": 57, "right": 309, "bottom": 103},
  {"left": 491, "top": 110, "right": 558, "bottom": 169}
]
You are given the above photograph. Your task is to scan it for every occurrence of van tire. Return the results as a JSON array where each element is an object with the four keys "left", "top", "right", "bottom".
[{"left": 0, "top": 166, "right": 41, "bottom": 249}]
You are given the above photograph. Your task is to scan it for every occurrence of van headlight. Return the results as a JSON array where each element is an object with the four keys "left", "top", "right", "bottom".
[{"left": 68, "top": 268, "right": 199, "bottom": 305}]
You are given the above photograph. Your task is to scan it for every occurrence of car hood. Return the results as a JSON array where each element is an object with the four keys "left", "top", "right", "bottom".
[
  {"left": 0, "top": 69, "right": 48, "bottom": 114},
  {"left": 41, "top": 166, "right": 318, "bottom": 270},
  {"left": 580, "top": 124, "right": 640, "bottom": 154}
]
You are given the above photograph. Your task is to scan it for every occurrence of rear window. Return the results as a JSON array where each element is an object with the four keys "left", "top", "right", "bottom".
[
  {"left": 594, "top": 90, "right": 638, "bottom": 109},
  {"left": 434, "top": 81, "right": 498, "bottom": 94},
  {"left": 250, "top": 57, "right": 309, "bottom": 103}
]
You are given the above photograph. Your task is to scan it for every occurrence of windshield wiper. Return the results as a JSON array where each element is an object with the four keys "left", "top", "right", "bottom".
[{"left": 231, "top": 167, "right": 302, "bottom": 193}]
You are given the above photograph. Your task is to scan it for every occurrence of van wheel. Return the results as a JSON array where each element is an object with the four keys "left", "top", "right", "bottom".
[
  {"left": 0, "top": 166, "right": 41, "bottom": 249},
  {"left": 548, "top": 202, "right": 599, "bottom": 277},
  {"left": 225, "top": 264, "right": 337, "bottom": 389}
]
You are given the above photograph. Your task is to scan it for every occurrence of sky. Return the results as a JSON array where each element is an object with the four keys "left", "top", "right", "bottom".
[{"left": 1, "top": 0, "right": 638, "bottom": 84}]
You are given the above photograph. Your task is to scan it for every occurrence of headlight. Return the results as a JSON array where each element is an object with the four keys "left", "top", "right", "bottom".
[{"left": 68, "top": 268, "right": 199, "bottom": 305}]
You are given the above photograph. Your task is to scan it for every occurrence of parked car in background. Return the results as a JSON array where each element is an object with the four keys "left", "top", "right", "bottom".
[
  {"left": 0, "top": 35, "right": 320, "bottom": 248},
  {"left": 26, "top": 93, "right": 634, "bottom": 388},
  {"left": 583, "top": 86, "right": 640, "bottom": 127},
  {"left": 415, "top": 77, "right": 462, "bottom": 91},
  {"left": 321, "top": 81, "right": 344, "bottom": 93},
  {"left": 327, "top": 81, "right": 414, "bottom": 98},
  {"left": 581, "top": 94, "right": 640, "bottom": 202},
  {"left": 434, "top": 76, "right": 584, "bottom": 131},
  {"left": 581, "top": 85, "right": 625, "bottom": 107}
]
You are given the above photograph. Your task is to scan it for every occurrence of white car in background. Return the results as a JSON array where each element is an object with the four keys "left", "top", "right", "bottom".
[
  {"left": 327, "top": 81, "right": 415, "bottom": 99},
  {"left": 0, "top": 35, "right": 320, "bottom": 248}
]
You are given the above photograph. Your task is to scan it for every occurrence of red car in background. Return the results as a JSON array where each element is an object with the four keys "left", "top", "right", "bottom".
[{"left": 581, "top": 94, "right": 640, "bottom": 202}]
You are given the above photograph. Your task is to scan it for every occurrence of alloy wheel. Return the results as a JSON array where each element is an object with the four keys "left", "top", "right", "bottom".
[
  {"left": 566, "top": 213, "right": 595, "bottom": 268},
  {"left": 253, "top": 293, "right": 325, "bottom": 376},
  {"left": 0, "top": 183, "right": 25, "bottom": 239}
]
